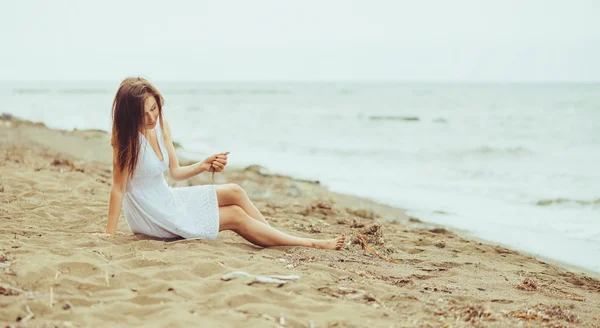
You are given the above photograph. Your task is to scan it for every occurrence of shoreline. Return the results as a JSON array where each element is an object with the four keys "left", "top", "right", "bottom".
[
  {"left": 6, "top": 113, "right": 599, "bottom": 277},
  {"left": 217, "top": 163, "right": 600, "bottom": 279},
  {"left": 4, "top": 114, "right": 600, "bottom": 278},
  {"left": 1, "top": 115, "right": 599, "bottom": 327}
]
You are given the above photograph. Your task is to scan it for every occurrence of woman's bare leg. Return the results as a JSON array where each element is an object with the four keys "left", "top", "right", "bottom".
[
  {"left": 216, "top": 184, "right": 270, "bottom": 226},
  {"left": 219, "top": 205, "right": 345, "bottom": 249}
]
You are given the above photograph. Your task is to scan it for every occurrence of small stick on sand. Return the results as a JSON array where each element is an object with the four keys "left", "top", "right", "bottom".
[
  {"left": 21, "top": 304, "right": 34, "bottom": 322},
  {"left": 357, "top": 233, "right": 400, "bottom": 264}
]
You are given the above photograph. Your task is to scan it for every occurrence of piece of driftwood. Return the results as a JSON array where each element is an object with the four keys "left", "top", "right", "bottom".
[
  {"left": 221, "top": 271, "right": 300, "bottom": 286},
  {"left": 356, "top": 233, "right": 400, "bottom": 263}
]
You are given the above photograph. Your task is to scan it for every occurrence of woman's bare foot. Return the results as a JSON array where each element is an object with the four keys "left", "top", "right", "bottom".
[{"left": 313, "top": 234, "right": 346, "bottom": 250}]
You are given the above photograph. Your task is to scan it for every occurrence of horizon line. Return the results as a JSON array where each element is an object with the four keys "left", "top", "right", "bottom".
[{"left": 1, "top": 79, "right": 600, "bottom": 84}]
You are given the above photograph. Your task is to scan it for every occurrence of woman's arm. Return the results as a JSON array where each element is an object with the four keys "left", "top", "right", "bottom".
[
  {"left": 105, "top": 145, "right": 129, "bottom": 235},
  {"left": 162, "top": 119, "right": 228, "bottom": 181}
]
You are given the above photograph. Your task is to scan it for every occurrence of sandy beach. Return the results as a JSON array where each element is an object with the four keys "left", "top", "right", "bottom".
[{"left": 1, "top": 116, "right": 599, "bottom": 328}]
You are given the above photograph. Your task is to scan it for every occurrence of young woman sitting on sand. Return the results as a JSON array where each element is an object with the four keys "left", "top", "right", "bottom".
[{"left": 97, "top": 77, "right": 345, "bottom": 250}]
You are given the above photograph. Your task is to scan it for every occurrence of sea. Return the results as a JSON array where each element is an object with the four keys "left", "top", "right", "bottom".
[{"left": 3, "top": 81, "right": 599, "bottom": 273}]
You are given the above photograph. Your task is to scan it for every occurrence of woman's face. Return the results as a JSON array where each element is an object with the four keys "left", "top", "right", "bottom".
[{"left": 142, "top": 95, "right": 159, "bottom": 130}]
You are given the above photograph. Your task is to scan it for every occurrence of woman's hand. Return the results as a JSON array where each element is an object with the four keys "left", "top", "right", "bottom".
[{"left": 201, "top": 152, "right": 230, "bottom": 172}]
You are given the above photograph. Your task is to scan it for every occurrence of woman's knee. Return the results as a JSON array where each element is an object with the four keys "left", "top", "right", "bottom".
[
  {"left": 216, "top": 183, "right": 246, "bottom": 206},
  {"left": 219, "top": 205, "right": 246, "bottom": 231},
  {"left": 228, "top": 183, "right": 245, "bottom": 197},
  {"left": 225, "top": 183, "right": 246, "bottom": 203}
]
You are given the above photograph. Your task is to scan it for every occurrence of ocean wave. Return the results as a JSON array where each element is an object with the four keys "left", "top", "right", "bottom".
[
  {"left": 13, "top": 88, "right": 51, "bottom": 94},
  {"left": 13, "top": 88, "right": 112, "bottom": 95},
  {"left": 455, "top": 146, "right": 533, "bottom": 157},
  {"left": 163, "top": 89, "right": 291, "bottom": 95},
  {"left": 58, "top": 89, "right": 111, "bottom": 94},
  {"left": 368, "top": 115, "right": 420, "bottom": 122},
  {"left": 536, "top": 198, "right": 600, "bottom": 207}
]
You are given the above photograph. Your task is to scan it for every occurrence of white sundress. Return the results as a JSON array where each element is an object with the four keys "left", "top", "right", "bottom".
[{"left": 122, "top": 120, "right": 220, "bottom": 239}]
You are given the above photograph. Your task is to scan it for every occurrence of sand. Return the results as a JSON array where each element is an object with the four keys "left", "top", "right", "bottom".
[{"left": 1, "top": 116, "right": 599, "bottom": 328}]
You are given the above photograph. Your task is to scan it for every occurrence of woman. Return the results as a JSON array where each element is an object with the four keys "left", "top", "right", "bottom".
[{"left": 98, "top": 77, "right": 345, "bottom": 250}]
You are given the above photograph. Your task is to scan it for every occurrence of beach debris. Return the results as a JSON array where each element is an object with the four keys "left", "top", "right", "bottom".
[
  {"left": 336, "top": 217, "right": 350, "bottom": 225},
  {"left": 434, "top": 240, "right": 446, "bottom": 248},
  {"left": 317, "top": 286, "right": 380, "bottom": 306},
  {"left": 51, "top": 158, "right": 75, "bottom": 168},
  {"left": 408, "top": 216, "right": 423, "bottom": 223},
  {"left": 0, "top": 284, "right": 22, "bottom": 296},
  {"left": 564, "top": 294, "right": 585, "bottom": 302},
  {"left": 434, "top": 302, "right": 494, "bottom": 324},
  {"left": 423, "top": 284, "right": 453, "bottom": 294},
  {"left": 509, "top": 304, "right": 579, "bottom": 323},
  {"left": 352, "top": 224, "right": 385, "bottom": 246},
  {"left": 350, "top": 223, "right": 400, "bottom": 263},
  {"left": 279, "top": 313, "right": 285, "bottom": 326},
  {"left": 354, "top": 233, "right": 399, "bottom": 263},
  {"left": 299, "top": 201, "right": 336, "bottom": 217},
  {"left": 0, "top": 184, "right": 4, "bottom": 192},
  {"left": 261, "top": 313, "right": 276, "bottom": 322},
  {"left": 295, "top": 218, "right": 331, "bottom": 234},
  {"left": 18, "top": 304, "right": 35, "bottom": 323},
  {"left": 561, "top": 272, "right": 600, "bottom": 292},
  {"left": 308, "top": 220, "right": 323, "bottom": 233},
  {"left": 493, "top": 246, "right": 517, "bottom": 255},
  {"left": 429, "top": 228, "right": 455, "bottom": 236},
  {"left": 221, "top": 271, "right": 300, "bottom": 286},
  {"left": 517, "top": 277, "right": 537, "bottom": 291},
  {"left": 345, "top": 208, "right": 380, "bottom": 220},
  {"left": 350, "top": 217, "right": 364, "bottom": 228},
  {"left": 315, "top": 201, "right": 331, "bottom": 210},
  {"left": 63, "top": 301, "right": 73, "bottom": 310}
]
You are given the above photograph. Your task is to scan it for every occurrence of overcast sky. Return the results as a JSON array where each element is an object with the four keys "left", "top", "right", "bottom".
[{"left": 1, "top": 0, "right": 599, "bottom": 82}]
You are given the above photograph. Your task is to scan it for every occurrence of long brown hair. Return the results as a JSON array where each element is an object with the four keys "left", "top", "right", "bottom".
[{"left": 111, "top": 77, "right": 164, "bottom": 179}]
